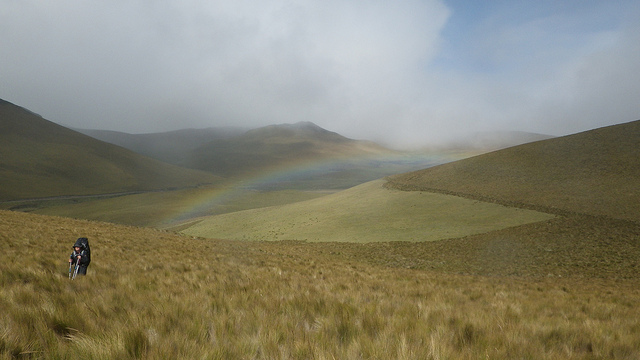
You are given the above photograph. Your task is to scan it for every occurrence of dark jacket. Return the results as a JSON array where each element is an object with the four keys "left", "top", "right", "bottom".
[{"left": 70, "top": 249, "right": 90, "bottom": 266}]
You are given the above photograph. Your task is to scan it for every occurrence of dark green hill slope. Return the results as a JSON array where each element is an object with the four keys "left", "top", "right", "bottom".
[
  {"left": 0, "top": 99, "right": 219, "bottom": 201},
  {"left": 386, "top": 120, "right": 640, "bottom": 222}
]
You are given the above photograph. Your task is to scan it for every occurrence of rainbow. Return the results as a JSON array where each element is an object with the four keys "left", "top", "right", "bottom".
[{"left": 164, "top": 150, "right": 473, "bottom": 225}]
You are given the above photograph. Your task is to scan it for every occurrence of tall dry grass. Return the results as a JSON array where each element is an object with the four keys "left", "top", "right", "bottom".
[{"left": 1, "top": 210, "right": 639, "bottom": 359}]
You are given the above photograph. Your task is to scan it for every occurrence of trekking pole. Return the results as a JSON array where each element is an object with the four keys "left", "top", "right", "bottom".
[
  {"left": 72, "top": 262, "right": 80, "bottom": 280},
  {"left": 68, "top": 262, "right": 74, "bottom": 279}
]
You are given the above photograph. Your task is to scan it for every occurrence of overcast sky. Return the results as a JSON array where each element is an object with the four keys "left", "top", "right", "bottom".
[{"left": 2, "top": 0, "right": 639, "bottom": 147}]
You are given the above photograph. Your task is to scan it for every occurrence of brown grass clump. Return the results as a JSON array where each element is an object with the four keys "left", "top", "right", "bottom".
[{"left": 2, "top": 209, "right": 640, "bottom": 359}]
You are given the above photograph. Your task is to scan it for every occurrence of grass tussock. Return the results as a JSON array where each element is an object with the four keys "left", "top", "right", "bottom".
[{"left": 2, "top": 209, "right": 640, "bottom": 359}]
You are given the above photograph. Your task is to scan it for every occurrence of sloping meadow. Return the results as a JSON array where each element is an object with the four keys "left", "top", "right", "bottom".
[
  {"left": 178, "top": 180, "right": 555, "bottom": 242},
  {"left": 2, "top": 209, "right": 639, "bottom": 359}
]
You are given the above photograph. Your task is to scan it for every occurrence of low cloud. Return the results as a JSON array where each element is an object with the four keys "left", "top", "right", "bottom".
[{"left": 1, "top": 0, "right": 639, "bottom": 148}]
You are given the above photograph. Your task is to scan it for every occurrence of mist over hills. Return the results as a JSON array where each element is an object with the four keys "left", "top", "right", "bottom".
[
  {"left": 0, "top": 99, "right": 219, "bottom": 201},
  {"left": 78, "top": 121, "right": 553, "bottom": 172},
  {"left": 77, "top": 126, "right": 246, "bottom": 166},
  {"left": 450, "top": 131, "right": 554, "bottom": 150},
  {"left": 188, "top": 121, "right": 394, "bottom": 177},
  {"left": 79, "top": 121, "right": 460, "bottom": 190},
  {"left": 80, "top": 121, "right": 396, "bottom": 178},
  {"left": 77, "top": 118, "right": 554, "bottom": 192}
]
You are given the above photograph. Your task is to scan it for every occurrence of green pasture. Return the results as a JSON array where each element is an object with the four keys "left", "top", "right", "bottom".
[
  {"left": 27, "top": 186, "right": 332, "bottom": 227},
  {"left": 179, "top": 179, "right": 555, "bottom": 242}
]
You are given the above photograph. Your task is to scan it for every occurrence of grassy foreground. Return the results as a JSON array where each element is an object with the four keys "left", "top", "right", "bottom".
[{"left": 2, "top": 209, "right": 639, "bottom": 359}]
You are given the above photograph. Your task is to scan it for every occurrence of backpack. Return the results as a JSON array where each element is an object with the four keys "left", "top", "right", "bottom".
[{"left": 73, "top": 237, "right": 91, "bottom": 265}]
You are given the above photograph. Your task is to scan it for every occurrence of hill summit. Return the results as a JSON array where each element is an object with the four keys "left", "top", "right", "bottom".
[
  {"left": 242, "top": 121, "right": 347, "bottom": 143},
  {"left": 187, "top": 121, "right": 392, "bottom": 178}
]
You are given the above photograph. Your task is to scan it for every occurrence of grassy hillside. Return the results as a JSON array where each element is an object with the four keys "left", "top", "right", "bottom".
[
  {"left": 2, "top": 209, "right": 639, "bottom": 358},
  {"left": 177, "top": 180, "right": 554, "bottom": 242},
  {"left": 0, "top": 99, "right": 220, "bottom": 201},
  {"left": 386, "top": 120, "right": 640, "bottom": 222}
]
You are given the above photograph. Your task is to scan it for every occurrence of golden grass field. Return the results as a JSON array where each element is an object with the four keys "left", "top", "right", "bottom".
[{"left": 2, "top": 209, "right": 639, "bottom": 359}]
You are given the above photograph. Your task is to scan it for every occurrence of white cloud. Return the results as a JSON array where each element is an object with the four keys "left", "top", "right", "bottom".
[{"left": 1, "top": 0, "right": 639, "bottom": 148}]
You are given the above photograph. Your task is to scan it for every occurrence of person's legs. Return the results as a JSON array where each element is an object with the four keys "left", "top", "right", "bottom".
[{"left": 78, "top": 265, "right": 88, "bottom": 275}]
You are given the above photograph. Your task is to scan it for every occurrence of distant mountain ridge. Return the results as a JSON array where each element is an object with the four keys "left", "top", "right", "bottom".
[
  {"left": 0, "top": 99, "right": 219, "bottom": 201},
  {"left": 81, "top": 121, "right": 396, "bottom": 179},
  {"left": 241, "top": 121, "right": 348, "bottom": 143},
  {"left": 78, "top": 122, "right": 555, "bottom": 175},
  {"left": 188, "top": 121, "right": 395, "bottom": 178},
  {"left": 76, "top": 126, "right": 246, "bottom": 165}
]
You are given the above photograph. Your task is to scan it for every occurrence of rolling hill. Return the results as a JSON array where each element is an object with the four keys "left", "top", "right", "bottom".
[
  {"left": 386, "top": 120, "right": 640, "bottom": 222},
  {"left": 0, "top": 99, "right": 220, "bottom": 201}
]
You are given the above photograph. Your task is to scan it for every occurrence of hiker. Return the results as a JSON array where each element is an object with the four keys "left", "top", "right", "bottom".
[{"left": 69, "top": 237, "right": 91, "bottom": 276}]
